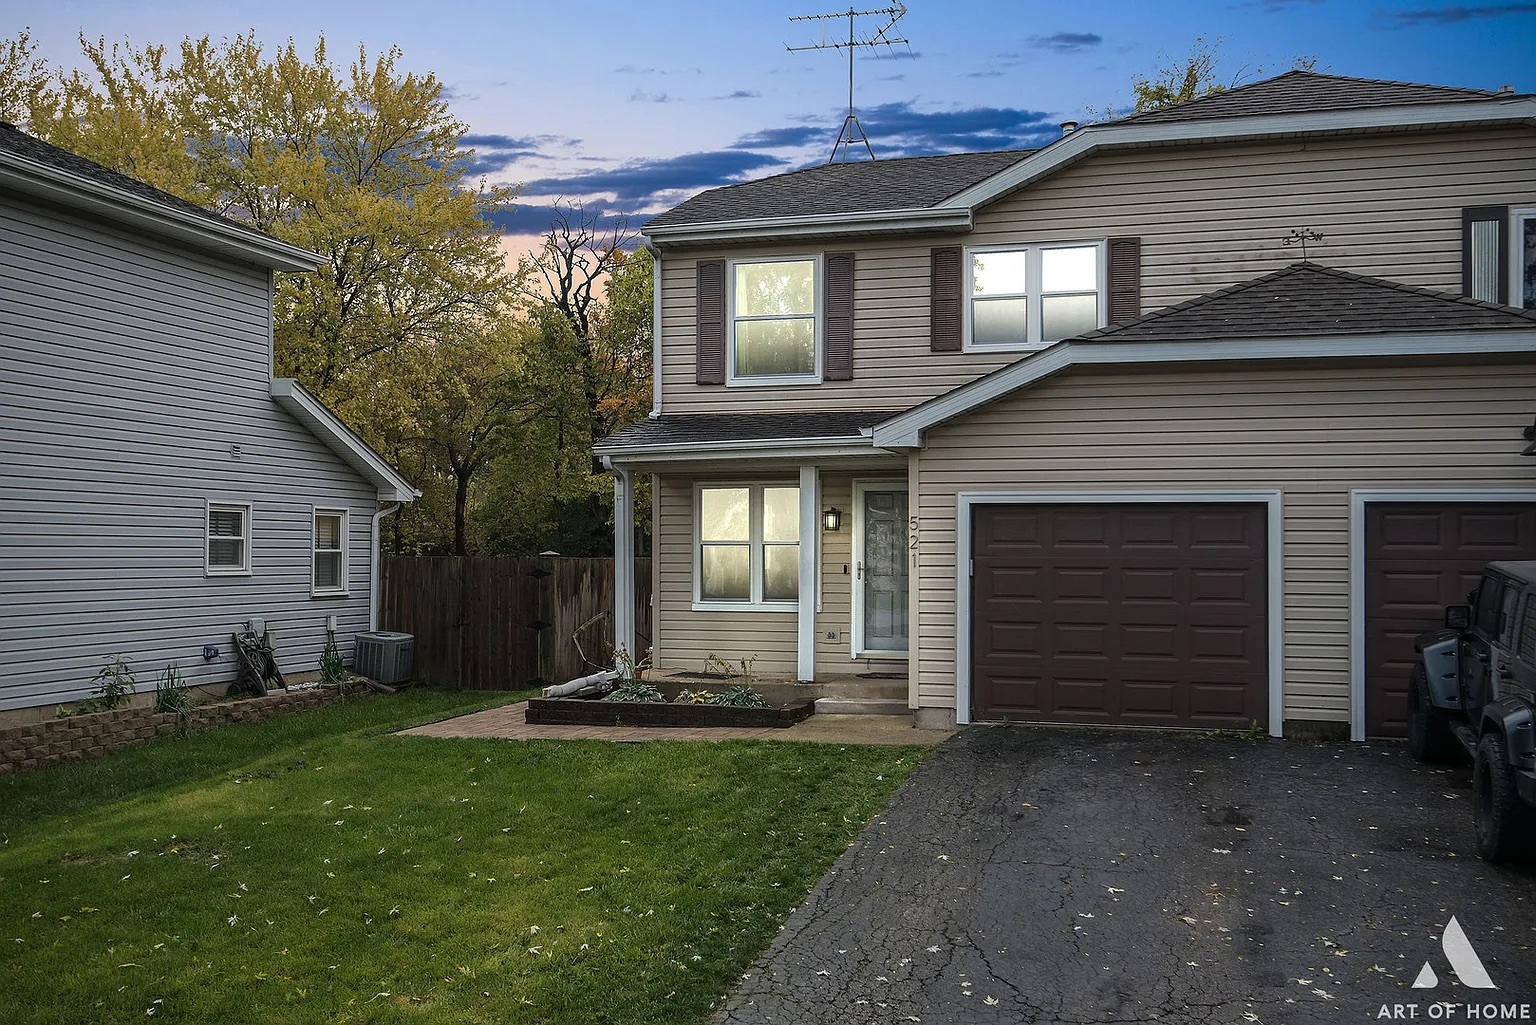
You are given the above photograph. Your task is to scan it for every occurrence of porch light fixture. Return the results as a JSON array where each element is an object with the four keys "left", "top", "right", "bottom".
[{"left": 822, "top": 507, "right": 843, "bottom": 532}]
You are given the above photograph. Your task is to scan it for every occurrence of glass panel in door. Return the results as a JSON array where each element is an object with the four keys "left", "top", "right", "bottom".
[{"left": 861, "top": 489, "right": 909, "bottom": 653}]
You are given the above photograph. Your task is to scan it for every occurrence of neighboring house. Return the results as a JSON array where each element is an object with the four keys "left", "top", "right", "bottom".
[
  {"left": 0, "top": 123, "right": 417, "bottom": 718},
  {"left": 596, "top": 71, "right": 1536, "bottom": 741}
]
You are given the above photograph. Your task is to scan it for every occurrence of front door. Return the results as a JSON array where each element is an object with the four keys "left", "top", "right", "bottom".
[{"left": 854, "top": 484, "right": 909, "bottom": 655}]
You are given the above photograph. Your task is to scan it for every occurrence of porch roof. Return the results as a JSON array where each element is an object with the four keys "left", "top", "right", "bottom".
[{"left": 596, "top": 409, "right": 899, "bottom": 458}]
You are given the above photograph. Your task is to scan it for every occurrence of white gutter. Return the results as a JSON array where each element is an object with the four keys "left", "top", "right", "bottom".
[
  {"left": 644, "top": 206, "right": 973, "bottom": 248},
  {"left": 0, "top": 152, "right": 323, "bottom": 272},
  {"left": 593, "top": 431, "right": 891, "bottom": 461},
  {"left": 369, "top": 503, "right": 401, "bottom": 632}
]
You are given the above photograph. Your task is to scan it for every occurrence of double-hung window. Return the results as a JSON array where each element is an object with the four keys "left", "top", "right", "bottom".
[
  {"left": 313, "top": 509, "right": 347, "bottom": 596},
  {"left": 206, "top": 502, "right": 251, "bottom": 575},
  {"left": 728, "top": 257, "right": 820, "bottom": 384},
  {"left": 696, "top": 484, "right": 800, "bottom": 608},
  {"left": 967, "top": 242, "right": 1104, "bottom": 350}
]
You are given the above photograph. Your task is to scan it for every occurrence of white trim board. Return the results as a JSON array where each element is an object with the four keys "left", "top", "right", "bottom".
[
  {"left": 1347, "top": 489, "right": 1536, "bottom": 742},
  {"left": 954, "top": 490, "right": 1285, "bottom": 738},
  {"left": 270, "top": 379, "right": 418, "bottom": 502},
  {"left": 872, "top": 330, "right": 1536, "bottom": 449}
]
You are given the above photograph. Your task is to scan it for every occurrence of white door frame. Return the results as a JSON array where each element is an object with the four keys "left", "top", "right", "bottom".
[
  {"left": 1348, "top": 488, "right": 1536, "bottom": 742},
  {"left": 955, "top": 490, "right": 1285, "bottom": 736},
  {"left": 851, "top": 477, "right": 910, "bottom": 659}
]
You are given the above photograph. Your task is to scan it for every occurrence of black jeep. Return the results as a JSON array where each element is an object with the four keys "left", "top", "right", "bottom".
[{"left": 1408, "top": 561, "right": 1536, "bottom": 862}]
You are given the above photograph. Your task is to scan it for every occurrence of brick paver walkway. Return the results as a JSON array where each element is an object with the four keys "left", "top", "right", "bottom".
[{"left": 397, "top": 702, "right": 952, "bottom": 746}]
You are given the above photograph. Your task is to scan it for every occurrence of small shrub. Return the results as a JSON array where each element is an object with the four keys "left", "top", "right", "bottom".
[
  {"left": 154, "top": 665, "right": 193, "bottom": 731},
  {"left": 709, "top": 685, "right": 767, "bottom": 708},
  {"left": 93, "top": 655, "right": 138, "bottom": 709},
  {"left": 319, "top": 639, "right": 352, "bottom": 692},
  {"left": 604, "top": 680, "right": 664, "bottom": 703},
  {"left": 703, "top": 653, "right": 760, "bottom": 685},
  {"left": 674, "top": 689, "right": 714, "bottom": 705}
]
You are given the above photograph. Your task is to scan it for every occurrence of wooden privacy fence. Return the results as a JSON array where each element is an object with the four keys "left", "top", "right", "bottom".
[{"left": 380, "top": 557, "right": 652, "bottom": 689}]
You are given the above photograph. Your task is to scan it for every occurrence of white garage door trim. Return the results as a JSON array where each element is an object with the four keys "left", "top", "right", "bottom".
[
  {"left": 1348, "top": 489, "right": 1536, "bottom": 742},
  {"left": 955, "top": 490, "right": 1285, "bottom": 736}
]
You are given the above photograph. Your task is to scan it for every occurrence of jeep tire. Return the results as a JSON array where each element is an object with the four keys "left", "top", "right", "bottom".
[
  {"left": 1406, "top": 662, "right": 1458, "bottom": 763},
  {"left": 1473, "top": 731, "right": 1532, "bottom": 863}
]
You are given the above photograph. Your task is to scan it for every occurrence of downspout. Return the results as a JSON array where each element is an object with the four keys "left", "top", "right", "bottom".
[
  {"left": 370, "top": 502, "right": 402, "bottom": 632},
  {"left": 647, "top": 242, "right": 662, "bottom": 418}
]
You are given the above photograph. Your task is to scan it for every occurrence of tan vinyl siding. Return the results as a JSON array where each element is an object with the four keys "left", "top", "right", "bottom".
[
  {"left": 651, "top": 472, "right": 907, "bottom": 679},
  {"left": 913, "top": 359, "right": 1536, "bottom": 723},
  {"left": 657, "top": 126, "right": 1536, "bottom": 415}
]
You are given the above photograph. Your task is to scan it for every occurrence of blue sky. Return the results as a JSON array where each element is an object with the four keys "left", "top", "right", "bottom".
[{"left": 13, "top": 1, "right": 1536, "bottom": 249}]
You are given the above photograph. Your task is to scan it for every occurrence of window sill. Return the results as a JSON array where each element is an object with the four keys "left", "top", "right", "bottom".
[
  {"left": 311, "top": 588, "right": 350, "bottom": 599},
  {"left": 962, "top": 340, "right": 1054, "bottom": 355},
  {"left": 205, "top": 567, "right": 252, "bottom": 578},
  {"left": 692, "top": 600, "right": 799, "bottom": 614},
  {"left": 725, "top": 374, "right": 823, "bottom": 388}
]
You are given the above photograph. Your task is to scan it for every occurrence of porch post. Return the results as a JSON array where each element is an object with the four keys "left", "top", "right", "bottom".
[
  {"left": 612, "top": 464, "right": 636, "bottom": 670},
  {"left": 798, "top": 464, "right": 818, "bottom": 682}
]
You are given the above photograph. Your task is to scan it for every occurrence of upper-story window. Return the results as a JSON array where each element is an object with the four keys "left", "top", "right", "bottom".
[
  {"left": 1515, "top": 207, "right": 1536, "bottom": 309},
  {"left": 967, "top": 242, "right": 1105, "bottom": 350},
  {"left": 729, "top": 256, "right": 820, "bottom": 385}
]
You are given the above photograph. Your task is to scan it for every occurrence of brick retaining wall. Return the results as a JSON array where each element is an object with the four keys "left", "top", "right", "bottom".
[{"left": 0, "top": 686, "right": 355, "bottom": 775}]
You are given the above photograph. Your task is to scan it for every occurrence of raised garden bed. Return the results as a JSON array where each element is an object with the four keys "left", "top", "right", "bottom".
[{"left": 526, "top": 681, "right": 815, "bottom": 729}]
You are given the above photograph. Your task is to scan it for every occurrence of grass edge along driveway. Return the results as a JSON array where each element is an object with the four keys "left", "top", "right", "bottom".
[{"left": 0, "top": 689, "right": 926, "bottom": 1024}]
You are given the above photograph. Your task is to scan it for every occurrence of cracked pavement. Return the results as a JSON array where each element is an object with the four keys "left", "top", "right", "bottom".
[{"left": 715, "top": 727, "right": 1536, "bottom": 1023}]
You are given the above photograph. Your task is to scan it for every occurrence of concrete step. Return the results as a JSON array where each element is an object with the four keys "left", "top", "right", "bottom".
[
  {"left": 820, "top": 679, "right": 907, "bottom": 701},
  {"left": 814, "top": 697, "right": 910, "bottom": 716}
]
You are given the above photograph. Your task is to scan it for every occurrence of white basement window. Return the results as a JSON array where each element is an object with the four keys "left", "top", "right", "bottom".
[
  {"left": 967, "top": 242, "right": 1105, "bottom": 350},
  {"left": 312, "top": 509, "right": 348, "bottom": 596},
  {"left": 695, "top": 484, "right": 800, "bottom": 609},
  {"left": 728, "top": 257, "right": 820, "bottom": 385},
  {"left": 206, "top": 502, "right": 251, "bottom": 575}
]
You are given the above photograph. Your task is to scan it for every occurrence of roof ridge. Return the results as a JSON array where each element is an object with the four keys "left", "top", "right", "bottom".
[{"left": 1083, "top": 262, "right": 1314, "bottom": 338}]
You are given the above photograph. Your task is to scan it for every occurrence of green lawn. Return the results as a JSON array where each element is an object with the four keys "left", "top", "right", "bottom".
[{"left": 0, "top": 690, "right": 925, "bottom": 1024}]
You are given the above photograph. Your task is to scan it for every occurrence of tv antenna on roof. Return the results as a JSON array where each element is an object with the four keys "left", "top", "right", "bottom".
[{"left": 787, "top": 3, "right": 911, "bottom": 163}]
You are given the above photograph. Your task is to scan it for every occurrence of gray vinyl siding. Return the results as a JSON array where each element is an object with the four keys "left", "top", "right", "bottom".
[
  {"left": 0, "top": 193, "right": 378, "bottom": 712},
  {"left": 656, "top": 126, "right": 1536, "bottom": 414},
  {"left": 913, "top": 359, "right": 1536, "bottom": 725}
]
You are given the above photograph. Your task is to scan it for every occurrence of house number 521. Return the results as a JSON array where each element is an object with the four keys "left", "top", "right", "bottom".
[{"left": 909, "top": 515, "right": 919, "bottom": 566}]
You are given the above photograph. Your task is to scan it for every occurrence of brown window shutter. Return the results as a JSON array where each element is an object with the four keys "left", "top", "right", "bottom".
[
  {"left": 930, "top": 246, "right": 962, "bottom": 352},
  {"left": 695, "top": 259, "right": 726, "bottom": 384},
  {"left": 1106, "top": 237, "right": 1142, "bottom": 325},
  {"left": 823, "top": 251, "right": 855, "bottom": 380},
  {"left": 1462, "top": 206, "right": 1508, "bottom": 304}
]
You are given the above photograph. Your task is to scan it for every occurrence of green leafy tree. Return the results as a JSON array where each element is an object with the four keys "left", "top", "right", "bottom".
[{"left": 1092, "top": 39, "right": 1320, "bottom": 120}]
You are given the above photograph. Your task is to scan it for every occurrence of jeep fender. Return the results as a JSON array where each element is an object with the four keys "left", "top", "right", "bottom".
[
  {"left": 1481, "top": 699, "right": 1536, "bottom": 770},
  {"left": 1414, "top": 634, "right": 1461, "bottom": 711}
]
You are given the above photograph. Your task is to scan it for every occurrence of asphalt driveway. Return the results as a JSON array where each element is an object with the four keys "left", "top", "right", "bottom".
[{"left": 716, "top": 726, "right": 1536, "bottom": 1023}]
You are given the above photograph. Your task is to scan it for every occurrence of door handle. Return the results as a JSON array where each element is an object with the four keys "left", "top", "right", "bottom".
[{"left": 856, "top": 562, "right": 863, "bottom": 580}]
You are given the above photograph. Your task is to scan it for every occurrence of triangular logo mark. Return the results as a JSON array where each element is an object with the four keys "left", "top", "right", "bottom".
[{"left": 1413, "top": 916, "right": 1498, "bottom": 990}]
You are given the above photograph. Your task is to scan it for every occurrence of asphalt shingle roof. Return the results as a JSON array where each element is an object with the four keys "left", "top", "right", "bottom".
[
  {"left": 644, "top": 149, "right": 1032, "bottom": 229},
  {"left": 597, "top": 409, "right": 900, "bottom": 452},
  {"left": 1077, "top": 262, "right": 1536, "bottom": 343},
  {"left": 0, "top": 120, "right": 250, "bottom": 234},
  {"left": 1115, "top": 70, "right": 1505, "bottom": 124}
]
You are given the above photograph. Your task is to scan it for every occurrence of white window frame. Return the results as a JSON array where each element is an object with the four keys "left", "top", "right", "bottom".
[
  {"left": 725, "top": 254, "right": 823, "bottom": 387},
  {"left": 205, "top": 500, "right": 253, "bottom": 577},
  {"left": 963, "top": 240, "right": 1107, "bottom": 352},
  {"left": 1511, "top": 205, "right": 1536, "bottom": 309},
  {"left": 311, "top": 507, "right": 349, "bottom": 597},
  {"left": 692, "top": 482, "right": 801, "bottom": 612}
]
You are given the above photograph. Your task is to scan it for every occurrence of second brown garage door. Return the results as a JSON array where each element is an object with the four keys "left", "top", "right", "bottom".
[
  {"left": 972, "top": 503, "right": 1269, "bottom": 728},
  {"left": 1363, "top": 503, "right": 1536, "bottom": 738}
]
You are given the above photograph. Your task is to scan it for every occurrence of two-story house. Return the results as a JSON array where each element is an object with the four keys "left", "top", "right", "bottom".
[
  {"left": 0, "top": 123, "right": 417, "bottom": 718},
  {"left": 596, "top": 71, "right": 1536, "bottom": 741}
]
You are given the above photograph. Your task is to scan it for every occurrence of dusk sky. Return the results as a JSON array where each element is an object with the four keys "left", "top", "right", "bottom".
[{"left": 14, "top": 1, "right": 1536, "bottom": 251}]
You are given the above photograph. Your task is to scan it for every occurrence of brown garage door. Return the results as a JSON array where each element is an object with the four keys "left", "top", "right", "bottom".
[
  {"left": 972, "top": 504, "right": 1268, "bottom": 728},
  {"left": 1364, "top": 503, "right": 1536, "bottom": 738}
]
